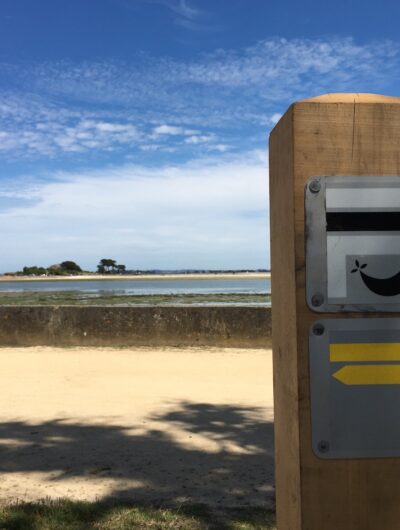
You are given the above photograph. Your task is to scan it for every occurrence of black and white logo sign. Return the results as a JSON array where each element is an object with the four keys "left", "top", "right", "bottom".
[{"left": 305, "top": 176, "right": 400, "bottom": 311}]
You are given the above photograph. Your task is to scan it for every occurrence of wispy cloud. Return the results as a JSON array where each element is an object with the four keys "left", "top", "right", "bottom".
[
  {"left": 161, "top": 0, "right": 200, "bottom": 20},
  {"left": 0, "top": 37, "right": 399, "bottom": 158},
  {"left": 0, "top": 150, "right": 269, "bottom": 271},
  {"left": 136, "top": 0, "right": 207, "bottom": 30},
  {"left": 24, "top": 37, "right": 399, "bottom": 104}
]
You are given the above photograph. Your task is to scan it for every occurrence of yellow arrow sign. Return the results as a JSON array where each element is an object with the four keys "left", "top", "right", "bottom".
[
  {"left": 330, "top": 343, "right": 400, "bottom": 362},
  {"left": 333, "top": 365, "right": 400, "bottom": 385}
]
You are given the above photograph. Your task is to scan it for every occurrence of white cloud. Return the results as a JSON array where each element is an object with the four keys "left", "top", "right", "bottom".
[
  {"left": 0, "top": 110, "right": 140, "bottom": 155},
  {"left": 153, "top": 124, "right": 187, "bottom": 135},
  {"left": 139, "top": 143, "right": 163, "bottom": 151},
  {"left": 184, "top": 134, "right": 215, "bottom": 144},
  {"left": 0, "top": 151, "right": 269, "bottom": 271},
  {"left": 209, "top": 144, "right": 230, "bottom": 152},
  {"left": 269, "top": 113, "right": 282, "bottom": 126},
  {"left": 55, "top": 120, "right": 139, "bottom": 151}
]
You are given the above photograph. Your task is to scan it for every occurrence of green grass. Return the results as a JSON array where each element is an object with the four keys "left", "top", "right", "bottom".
[
  {"left": 0, "top": 292, "right": 270, "bottom": 306},
  {"left": 0, "top": 500, "right": 276, "bottom": 529}
]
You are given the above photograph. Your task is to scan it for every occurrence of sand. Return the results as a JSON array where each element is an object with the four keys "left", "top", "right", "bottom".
[
  {"left": 0, "top": 347, "right": 274, "bottom": 507},
  {"left": 0, "top": 272, "right": 270, "bottom": 282}
]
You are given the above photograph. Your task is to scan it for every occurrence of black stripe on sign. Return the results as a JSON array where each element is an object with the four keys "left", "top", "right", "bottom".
[{"left": 326, "top": 211, "right": 400, "bottom": 232}]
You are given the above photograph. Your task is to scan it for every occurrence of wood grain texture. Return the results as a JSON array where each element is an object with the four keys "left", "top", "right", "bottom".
[
  {"left": 269, "top": 107, "right": 302, "bottom": 530},
  {"left": 269, "top": 93, "right": 400, "bottom": 530}
]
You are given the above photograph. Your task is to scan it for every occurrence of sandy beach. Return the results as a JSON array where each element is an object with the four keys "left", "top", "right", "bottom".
[
  {"left": 0, "top": 272, "right": 270, "bottom": 282},
  {"left": 0, "top": 346, "right": 274, "bottom": 506}
]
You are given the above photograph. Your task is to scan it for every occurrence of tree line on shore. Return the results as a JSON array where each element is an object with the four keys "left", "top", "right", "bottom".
[
  {"left": 7, "top": 259, "right": 127, "bottom": 277},
  {"left": 4, "top": 260, "right": 270, "bottom": 277}
]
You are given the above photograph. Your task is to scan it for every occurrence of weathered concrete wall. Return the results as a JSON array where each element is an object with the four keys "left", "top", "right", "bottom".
[{"left": 0, "top": 306, "right": 271, "bottom": 348}]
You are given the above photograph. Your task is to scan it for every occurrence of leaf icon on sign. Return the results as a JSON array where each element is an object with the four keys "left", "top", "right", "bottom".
[{"left": 351, "top": 260, "right": 368, "bottom": 274}]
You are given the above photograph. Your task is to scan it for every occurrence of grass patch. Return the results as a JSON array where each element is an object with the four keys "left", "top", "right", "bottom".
[{"left": 0, "top": 500, "right": 276, "bottom": 529}]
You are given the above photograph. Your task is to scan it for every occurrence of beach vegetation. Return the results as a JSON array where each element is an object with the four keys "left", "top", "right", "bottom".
[
  {"left": 0, "top": 499, "right": 276, "bottom": 529},
  {"left": 0, "top": 291, "right": 271, "bottom": 306}
]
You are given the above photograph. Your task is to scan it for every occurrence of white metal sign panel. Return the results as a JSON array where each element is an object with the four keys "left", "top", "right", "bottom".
[{"left": 305, "top": 176, "right": 400, "bottom": 312}]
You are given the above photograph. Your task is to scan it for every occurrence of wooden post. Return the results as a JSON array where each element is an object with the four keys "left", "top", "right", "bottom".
[{"left": 269, "top": 93, "right": 400, "bottom": 530}]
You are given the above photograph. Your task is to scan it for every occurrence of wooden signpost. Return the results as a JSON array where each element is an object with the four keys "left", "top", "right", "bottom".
[{"left": 269, "top": 93, "right": 400, "bottom": 530}]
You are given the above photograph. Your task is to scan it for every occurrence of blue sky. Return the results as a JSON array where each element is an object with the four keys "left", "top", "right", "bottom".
[{"left": 1, "top": 0, "right": 400, "bottom": 272}]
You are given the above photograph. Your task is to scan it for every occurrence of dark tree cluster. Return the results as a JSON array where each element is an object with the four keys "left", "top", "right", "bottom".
[
  {"left": 18, "top": 261, "right": 82, "bottom": 276},
  {"left": 22, "top": 266, "right": 48, "bottom": 276},
  {"left": 59, "top": 261, "right": 82, "bottom": 273},
  {"left": 97, "top": 259, "right": 126, "bottom": 274}
]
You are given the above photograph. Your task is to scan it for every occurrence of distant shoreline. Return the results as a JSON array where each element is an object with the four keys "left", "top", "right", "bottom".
[{"left": 0, "top": 271, "right": 271, "bottom": 282}]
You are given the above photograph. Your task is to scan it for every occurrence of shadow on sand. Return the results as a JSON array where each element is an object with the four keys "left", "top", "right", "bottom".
[{"left": 0, "top": 402, "right": 274, "bottom": 510}]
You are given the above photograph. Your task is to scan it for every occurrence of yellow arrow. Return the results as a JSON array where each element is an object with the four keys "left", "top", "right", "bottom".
[
  {"left": 333, "top": 365, "right": 400, "bottom": 385},
  {"left": 330, "top": 343, "right": 400, "bottom": 362}
]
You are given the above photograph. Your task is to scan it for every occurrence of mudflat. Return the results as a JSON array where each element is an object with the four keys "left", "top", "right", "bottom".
[{"left": 0, "top": 347, "right": 274, "bottom": 507}]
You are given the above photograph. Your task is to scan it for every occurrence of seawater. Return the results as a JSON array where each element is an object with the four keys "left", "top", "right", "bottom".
[{"left": 0, "top": 278, "right": 271, "bottom": 295}]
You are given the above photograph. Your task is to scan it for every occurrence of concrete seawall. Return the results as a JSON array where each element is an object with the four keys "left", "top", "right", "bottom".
[{"left": 0, "top": 306, "right": 271, "bottom": 348}]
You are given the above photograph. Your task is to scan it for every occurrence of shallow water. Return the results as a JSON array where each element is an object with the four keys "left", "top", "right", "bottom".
[{"left": 0, "top": 278, "right": 271, "bottom": 296}]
